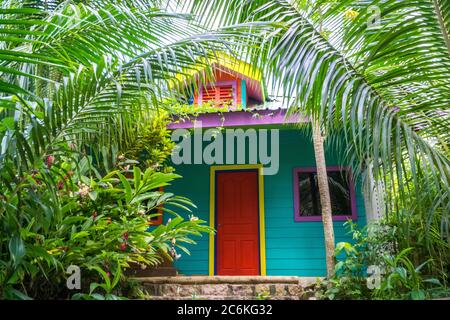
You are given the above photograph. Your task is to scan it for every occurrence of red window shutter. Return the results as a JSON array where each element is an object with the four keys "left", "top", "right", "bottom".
[
  {"left": 217, "top": 85, "right": 233, "bottom": 105},
  {"left": 201, "top": 84, "right": 234, "bottom": 106},
  {"left": 202, "top": 86, "right": 216, "bottom": 104}
]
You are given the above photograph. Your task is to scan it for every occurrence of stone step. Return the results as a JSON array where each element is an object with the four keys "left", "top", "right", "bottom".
[
  {"left": 127, "top": 267, "right": 178, "bottom": 277},
  {"left": 136, "top": 275, "right": 309, "bottom": 284},
  {"left": 142, "top": 283, "right": 303, "bottom": 297},
  {"left": 135, "top": 276, "right": 319, "bottom": 300}
]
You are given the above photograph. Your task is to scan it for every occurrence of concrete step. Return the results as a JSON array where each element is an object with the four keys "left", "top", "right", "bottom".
[
  {"left": 127, "top": 267, "right": 178, "bottom": 277},
  {"left": 135, "top": 276, "right": 319, "bottom": 300}
]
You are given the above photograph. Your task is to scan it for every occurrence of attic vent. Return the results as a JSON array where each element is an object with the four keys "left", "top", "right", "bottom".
[{"left": 200, "top": 83, "right": 235, "bottom": 107}]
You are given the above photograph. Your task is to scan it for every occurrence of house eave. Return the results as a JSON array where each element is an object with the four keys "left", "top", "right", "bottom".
[{"left": 167, "top": 108, "right": 308, "bottom": 129}]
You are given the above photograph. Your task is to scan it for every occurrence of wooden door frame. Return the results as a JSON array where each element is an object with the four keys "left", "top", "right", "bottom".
[{"left": 209, "top": 164, "right": 266, "bottom": 276}]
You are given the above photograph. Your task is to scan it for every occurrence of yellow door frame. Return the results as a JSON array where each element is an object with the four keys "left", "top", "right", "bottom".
[{"left": 209, "top": 164, "right": 267, "bottom": 276}]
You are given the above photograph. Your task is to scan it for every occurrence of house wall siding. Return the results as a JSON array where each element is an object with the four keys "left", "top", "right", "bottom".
[{"left": 167, "top": 128, "right": 366, "bottom": 276}]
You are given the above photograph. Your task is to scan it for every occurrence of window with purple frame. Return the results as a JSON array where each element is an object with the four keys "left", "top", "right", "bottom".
[{"left": 293, "top": 167, "right": 357, "bottom": 222}]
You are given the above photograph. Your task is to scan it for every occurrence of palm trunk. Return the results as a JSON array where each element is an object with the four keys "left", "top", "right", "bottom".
[
  {"left": 433, "top": 0, "right": 450, "bottom": 55},
  {"left": 312, "top": 120, "right": 335, "bottom": 278}
]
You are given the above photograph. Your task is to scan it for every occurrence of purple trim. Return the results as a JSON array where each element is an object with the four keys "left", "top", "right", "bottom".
[
  {"left": 168, "top": 109, "right": 306, "bottom": 129},
  {"left": 293, "top": 166, "right": 358, "bottom": 222},
  {"left": 198, "top": 80, "right": 238, "bottom": 107}
]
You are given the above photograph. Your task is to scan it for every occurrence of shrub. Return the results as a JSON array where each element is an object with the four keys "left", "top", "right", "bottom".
[
  {"left": 0, "top": 156, "right": 211, "bottom": 299},
  {"left": 315, "top": 221, "right": 449, "bottom": 300}
]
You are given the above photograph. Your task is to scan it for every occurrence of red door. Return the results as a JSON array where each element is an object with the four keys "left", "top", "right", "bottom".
[{"left": 216, "top": 170, "right": 260, "bottom": 275}]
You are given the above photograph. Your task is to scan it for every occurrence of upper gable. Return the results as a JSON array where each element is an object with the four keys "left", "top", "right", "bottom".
[
  {"left": 192, "top": 63, "right": 265, "bottom": 109},
  {"left": 175, "top": 54, "right": 266, "bottom": 110}
]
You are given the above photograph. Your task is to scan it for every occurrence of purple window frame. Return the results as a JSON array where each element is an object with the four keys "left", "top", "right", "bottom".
[
  {"left": 197, "top": 80, "right": 238, "bottom": 107},
  {"left": 293, "top": 166, "right": 358, "bottom": 222}
]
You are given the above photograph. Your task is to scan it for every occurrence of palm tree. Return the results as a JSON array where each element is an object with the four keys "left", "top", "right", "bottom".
[
  {"left": 0, "top": 0, "right": 249, "bottom": 195},
  {"left": 312, "top": 120, "right": 336, "bottom": 277},
  {"left": 187, "top": 0, "right": 450, "bottom": 276},
  {"left": 0, "top": 1, "right": 255, "bottom": 294},
  {"left": 312, "top": 4, "right": 335, "bottom": 277},
  {"left": 3, "top": 0, "right": 280, "bottom": 299},
  {"left": 2, "top": 0, "right": 448, "bottom": 282}
]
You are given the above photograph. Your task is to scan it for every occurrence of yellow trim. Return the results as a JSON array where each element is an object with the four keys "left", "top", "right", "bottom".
[
  {"left": 209, "top": 164, "right": 266, "bottom": 276},
  {"left": 171, "top": 53, "right": 262, "bottom": 89},
  {"left": 213, "top": 53, "right": 262, "bottom": 82},
  {"left": 209, "top": 168, "right": 215, "bottom": 276}
]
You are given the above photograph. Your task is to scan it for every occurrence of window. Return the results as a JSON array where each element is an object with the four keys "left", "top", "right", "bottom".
[
  {"left": 199, "top": 81, "right": 236, "bottom": 107},
  {"left": 293, "top": 167, "right": 357, "bottom": 222}
]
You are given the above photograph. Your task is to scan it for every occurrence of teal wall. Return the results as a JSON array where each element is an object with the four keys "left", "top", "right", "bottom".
[{"left": 167, "top": 127, "right": 366, "bottom": 276}]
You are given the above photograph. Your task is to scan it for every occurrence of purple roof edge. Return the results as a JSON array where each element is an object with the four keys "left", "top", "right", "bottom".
[{"left": 167, "top": 109, "right": 308, "bottom": 129}]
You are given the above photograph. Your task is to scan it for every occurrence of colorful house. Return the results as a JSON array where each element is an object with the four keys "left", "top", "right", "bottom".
[{"left": 165, "top": 58, "right": 371, "bottom": 277}]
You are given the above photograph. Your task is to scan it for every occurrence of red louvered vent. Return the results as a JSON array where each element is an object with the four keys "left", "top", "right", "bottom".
[
  {"left": 202, "top": 86, "right": 217, "bottom": 104},
  {"left": 201, "top": 84, "right": 234, "bottom": 107}
]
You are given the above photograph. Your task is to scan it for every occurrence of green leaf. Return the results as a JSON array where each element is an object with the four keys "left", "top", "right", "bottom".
[
  {"left": 89, "top": 266, "right": 111, "bottom": 293},
  {"left": 88, "top": 190, "right": 98, "bottom": 201},
  {"left": 61, "top": 202, "right": 80, "bottom": 215},
  {"left": 91, "top": 293, "right": 106, "bottom": 300},
  {"left": 4, "top": 287, "right": 32, "bottom": 300},
  {"left": 71, "top": 231, "right": 90, "bottom": 240},
  {"left": 423, "top": 278, "right": 442, "bottom": 286},
  {"left": 117, "top": 172, "right": 132, "bottom": 204},
  {"left": 410, "top": 290, "right": 425, "bottom": 300},
  {"left": 9, "top": 235, "right": 25, "bottom": 269},
  {"left": 111, "top": 262, "right": 122, "bottom": 289},
  {"left": 89, "top": 282, "right": 102, "bottom": 295},
  {"left": 133, "top": 166, "right": 142, "bottom": 190}
]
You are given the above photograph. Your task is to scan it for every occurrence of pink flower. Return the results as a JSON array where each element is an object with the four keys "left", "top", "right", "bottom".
[
  {"left": 57, "top": 181, "right": 64, "bottom": 190},
  {"left": 106, "top": 272, "right": 110, "bottom": 278},
  {"left": 45, "top": 155, "right": 55, "bottom": 168},
  {"left": 123, "top": 232, "right": 129, "bottom": 241},
  {"left": 120, "top": 243, "right": 127, "bottom": 251}
]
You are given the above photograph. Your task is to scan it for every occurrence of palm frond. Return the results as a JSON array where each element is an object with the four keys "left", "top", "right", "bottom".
[
  {"left": 187, "top": 0, "right": 450, "bottom": 236},
  {"left": 0, "top": 0, "right": 256, "bottom": 184}
]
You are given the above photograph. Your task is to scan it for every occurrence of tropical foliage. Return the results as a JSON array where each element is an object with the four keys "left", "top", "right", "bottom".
[
  {"left": 315, "top": 222, "right": 449, "bottom": 300},
  {"left": 188, "top": 0, "right": 449, "bottom": 237},
  {"left": 187, "top": 0, "right": 449, "bottom": 293},
  {"left": 1, "top": 155, "right": 210, "bottom": 299},
  {"left": 0, "top": 0, "right": 231, "bottom": 299},
  {"left": 124, "top": 112, "right": 175, "bottom": 172},
  {"left": 0, "top": 0, "right": 449, "bottom": 300}
]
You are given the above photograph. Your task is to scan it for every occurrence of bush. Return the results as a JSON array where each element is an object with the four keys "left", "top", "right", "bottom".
[
  {"left": 124, "top": 112, "right": 175, "bottom": 172},
  {"left": 0, "top": 155, "right": 211, "bottom": 299},
  {"left": 315, "top": 221, "right": 449, "bottom": 300}
]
